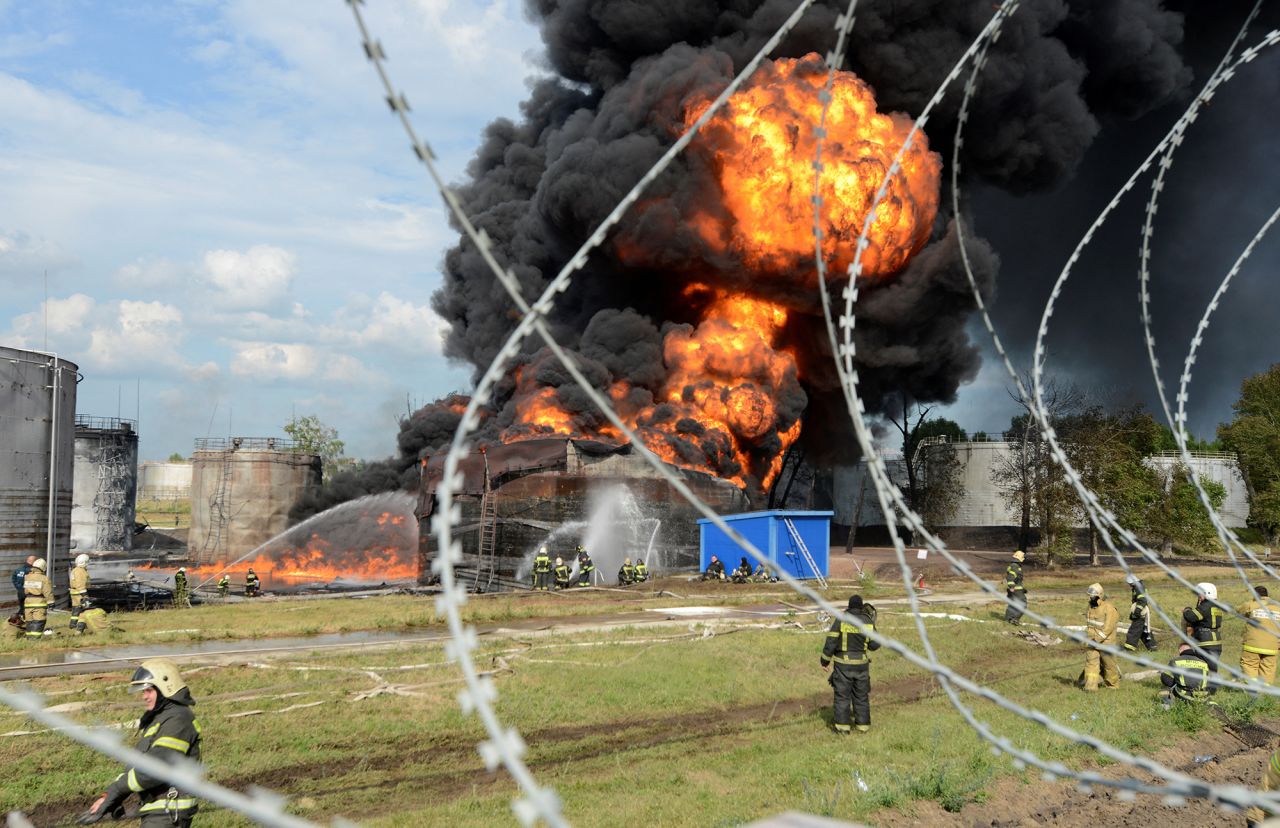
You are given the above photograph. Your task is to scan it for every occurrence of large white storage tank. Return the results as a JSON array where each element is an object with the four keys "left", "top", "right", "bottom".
[
  {"left": 71, "top": 416, "right": 140, "bottom": 553},
  {"left": 0, "top": 345, "right": 78, "bottom": 589}
]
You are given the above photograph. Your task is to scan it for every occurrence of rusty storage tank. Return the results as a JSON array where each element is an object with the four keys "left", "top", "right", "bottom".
[
  {"left": 71, "top": 417, "right": 139, "bottom": 553},
  {"left": 189, "top": 437, "right": 322, "bottom": 564},
  {"left": 0, "top": 345, "right": 78, "bottom": 590},
  {"left": 416, "top": 438, "right": 750, "bottom": 589}
]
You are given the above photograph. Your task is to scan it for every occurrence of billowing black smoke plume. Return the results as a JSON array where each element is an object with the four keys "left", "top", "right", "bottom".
[{"left": 295, "top": 0, "right": 1197, "bottom": 520}]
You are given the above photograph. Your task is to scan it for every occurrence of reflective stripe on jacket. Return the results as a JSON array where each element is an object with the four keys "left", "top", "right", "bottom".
[
  {"left": 70, "top": 566, "right": 90, "bottom": 597},
  {"left": 821, "top": 612, "right": 880, "bottom": 666},
  {"left": 1004, "top": 562, "right": 1024, "bottom": 593},
  {"left": 23, "top": 571, "right": 53, "bottom": 609},
  {"left": 1238, "top": 598, "right": 1280, "bottom": 656},
  {"left": 1086, "top": 600, "right": 1119, "bottom": 645},
  {"left": 106, "top": 696, "right": 202, "bottom": 818},
  {"left": 1183, "top": 600, "right": 1224, "bottom": 647}
]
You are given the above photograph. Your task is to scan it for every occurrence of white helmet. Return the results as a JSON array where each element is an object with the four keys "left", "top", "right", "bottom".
[
  {"left": 31, "top": 558, "right": 46, "bottom": 571},
  {"left": 75, "top": 553, "right": 90, "bottom": 568},
  {"left": 1197, "top": 582, "right": 1218, "bottom": 601},
  {"left": 129, "top": 658, "right": 187, "bottom": 698}
]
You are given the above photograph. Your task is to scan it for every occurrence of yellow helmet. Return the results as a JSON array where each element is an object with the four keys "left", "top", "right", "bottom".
[{"left": 129, "top": 658, "right": 187, "bottom": 698}]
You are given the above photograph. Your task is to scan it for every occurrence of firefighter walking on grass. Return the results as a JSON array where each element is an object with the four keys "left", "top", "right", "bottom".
[
  {"left": 1082, "top": 583, "right": 1121, "bottom": 691},
  {"left": 1004, "top": 550, "right": 1026, "bottom": 625},
  {"left": 821, "top": 594, "right": 880, "bottom": 734},
  {"left": 69, "top": 553, "right": 91, "bottom": 634},
  {"left": 1123, "top": 574, "right": 1158, "bottom": 652}
]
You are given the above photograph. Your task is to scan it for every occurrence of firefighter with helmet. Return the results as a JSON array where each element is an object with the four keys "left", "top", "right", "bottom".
[
  {"left": 70, "top": 553, "right": 91, "bottom": 633},
  {"left": 173, "top": 568, "right": 190, "bottom": 609},
  {"left": 1183, "top": 582, "right": 1224, "bottom": 687},
  {"left": 217, "top": 575, "right": 229, "bottom": 599},
  {"left": 618, "top": 558, "right": 636, "bottom": 585},
  {"left": 532, "top": 547, "right": 552, "bottom": 591},
  {"left": 821, "top": 595, "right": 880, "bottom": 733},
  {"left": 1082, "top": 583, "right": 1121, "bottom": 691},
  {"left": 1123, "top": 574, "right": 1158, "bottom": 651},
  {"left": 553, "top": 557, "right": 571, "bottom": 590},
  {"left": 634, "top": 558, "right": 649, "bottom": 583},
  {"left": 22, "top": 558, "right": 53, "bottom": 639},
  {"left": 575, "top": 548, "right": 595, "bottom": 587},
  {"left": 1161, "top": 643, "right": 1211, "bottom": 702},
  {"left": 1004, "top": 550, "right": 1027, "bottom": 625},
  {"left": 76, "top": 658, "right": 202, "bottom": 826},
  {"left": 245, "top": 568, "right": 260, "bottom": 597}
]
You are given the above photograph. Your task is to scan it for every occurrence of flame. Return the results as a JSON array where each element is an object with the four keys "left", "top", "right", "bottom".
[
  {"left": 500, "top": 55, "right": 941, "bottom": 491},
  {"left": 158, "top": 510, "right": 417, "bottom": 587},
  {"left": 684, "top": 53, "right": 940, "bottom": 280}
]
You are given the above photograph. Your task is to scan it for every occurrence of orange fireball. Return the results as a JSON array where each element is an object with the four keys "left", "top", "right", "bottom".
[{"left": 685, "top": 53, "right": 940, "bottom": 280}]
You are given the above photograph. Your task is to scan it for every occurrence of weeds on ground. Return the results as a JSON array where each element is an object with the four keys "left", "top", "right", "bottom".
[{"left": 1165, "top": 698, "right": 1215, "bottom": 733}]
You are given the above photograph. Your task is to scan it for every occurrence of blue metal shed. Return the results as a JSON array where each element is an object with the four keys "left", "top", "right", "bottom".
[{"left": 697, "top": 510, "right": 832, "bottom": 579}]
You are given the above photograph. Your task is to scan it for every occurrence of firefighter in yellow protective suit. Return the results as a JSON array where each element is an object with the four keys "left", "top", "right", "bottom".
[
  {"left": 1004, "top": 550, "right": 1027, "bottom": 625},
  {"left": 532, "top": 547, "right": 552, "bottom": 591},
  {"left": 69, "top": 553, "right": 91, "bottom": 633},
  {"left": 1082, "top": 583, "right": 1121, "bottom": 690},
  {"left": 634, "top": 559, "right": 649, "bottom": 583},
  {"left": 553, "top": 557, "right": 571, "bottom": 590},
  {"left": 1237, "top": 585, "right": 1280, "bottom": 687},
  {"left": 1246, "top": 748, "right": 1280, "bottom": 827},
  {"left": 76, "top": 658, "right": 202, "bottom": 827},
  {"left": 22, "top": 558, "right": 53, "bottom": 639}
]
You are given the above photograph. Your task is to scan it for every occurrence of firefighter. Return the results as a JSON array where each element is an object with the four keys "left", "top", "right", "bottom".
[
  {"left": 634, "top": 558, "right": 649, "bottom": 583},
  {"left": 1161, "top": 643, "right": 1211, "bottom": 703},
  {"left": 553, "top": 557, "right": 571, "bottom": 590},
  {"left": 1123, "top": 574, "right": 1158, "bottom": 652},
  {"left": 701, "top": 555, "right": 726, "bottom": 581},
  {"left": 1246, "top": 748, "right": 1280, "bottom": 827},
  {"left": 618, "top": 558, "right": 636, "bottom": 585},
  {"left": 76, "top": 658, "right": 201, "bottom": 827},
  {"left": 22, "top": 558, "right": 53, "bottom": 639},
  {"left": 217, "top": 575, "right": 230, "bottom": 599},
  {"left": 1237, "top": 585, "right": 1280, "bottom": 688},
  {"left": 12, "top": 555, "right": 34, "bottom": 618},
  {"left": 173, "top": 568, "right": 190, "bottom": 609},
  {"left": 532, "top": 547, "right": 552, "bottom": 591},
  {"left": 751, "top": 564, "right": 776, "bottom": 583},
  {"left": 69, "top": 553, "right": 91, "bottom": 633},
  {"left": 821, "top": 594, "right": 881, "bottom": 733},
  {"left": 1183, "top": 582, "right": 1224, "bottom": 685},
  {"left": 731, "top": 557, "right": 752, "bottom": 583},
  {"left": 1082, "top": 583, "right": 1121, "bottom": 691},
  {"left": 575, "top": 549, "right": 595, "bottom": 587},
  {"left": 1003, "top": 550, "right": 1027, "bottom": 625},
  {"left": 245, "top": 568, "right": 260, "bottom": 597}
]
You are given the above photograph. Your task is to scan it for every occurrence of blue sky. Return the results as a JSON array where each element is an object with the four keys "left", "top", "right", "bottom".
[{"left": 0, "top": 0, "right": 544, "bottom": 460}]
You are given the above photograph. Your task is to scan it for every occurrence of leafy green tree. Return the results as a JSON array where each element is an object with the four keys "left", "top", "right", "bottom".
[
  {"left": 1150, "top": 465, "right": 1227, "bottom": 554},
  {"left": 1218, "top": 364, "right": 1280, "bottom": 543},
  {"left": 284, "top": 415, "right": 347, "bottom": 482},
  {"left": 167, "top": 452, "right": 186, "bottom": 462}
]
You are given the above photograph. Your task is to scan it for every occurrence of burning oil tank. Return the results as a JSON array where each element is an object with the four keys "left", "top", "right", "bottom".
[
  {"left": 0, "top": 345, "right": 77, "bottom": 585},
  {"left": 189, "top": 437, "right": 322, "bottom": 564},
  {"left": 416, "top": 438, "right": 749, "bottom": 588},
  {"left": 71, "top": 416, "right": 139, "bottom": 553}
]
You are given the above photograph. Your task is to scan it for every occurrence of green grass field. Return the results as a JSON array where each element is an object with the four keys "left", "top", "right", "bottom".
[{"left": 5, "top": 565, "right": 1277, "bottom": 825}]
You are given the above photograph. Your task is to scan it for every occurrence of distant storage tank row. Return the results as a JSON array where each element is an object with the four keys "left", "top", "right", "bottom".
[
  {"left": 189, "top": 437, "right": 322, "bottom": 564},
  {"left": 71, "top": 416, "right": 139, "bottom": 553},
  {"left": 0, "top": 345, "right": 78, "bottom": 582}
]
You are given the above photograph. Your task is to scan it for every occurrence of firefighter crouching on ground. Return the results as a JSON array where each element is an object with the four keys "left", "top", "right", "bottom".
[
  {"left": 1161, "top": 643, "right": 1211, "bottom": 703},
  {"left": 634, "top": 558, "right": 648, "bottom": 583},
  {"left": 1004, "top": 550, "right": 1026, "bottom": 625},
  {"left": 22, "top": 559, "right": 53, "bottom": 639},
  {"left": 1123, "top": 574, "right": 1158, "bottom": 652},
  {"left": 1183, "top": 582, "right": 1224, "bottom": 686},
  {"left": 821, "top": 594, "right": 881, "bottom": 734},
  {"left": 617, "top": 558, "right": 636, "bottom": 585},
  {"left": 1082, "top": 583, "right": 1121, "bottom": 691},
  {"left": 77, "top": 658, "right": 202, "bottom": 827},
  {"left": 1237, "top": 585, "right": 1280, "bottom": 688},
  {"left": 70, "top": 553, "right": 91, "bottom": 633},
  {"left": 730, "top": 557, "right": 752, "bottom": 583},
  {"left": 532, "top": 547, "right": 552, "bottom": 591},
  {"left": 553, "top": 557, "right": 571, "bottom": 590},
  {"left": 701, "top": 555, "right": 726, "bottom": 581}
]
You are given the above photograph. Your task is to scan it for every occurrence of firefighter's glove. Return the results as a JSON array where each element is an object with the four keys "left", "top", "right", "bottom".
[{"left": 77, "top": 794, "right": 110, "bottom": 824}]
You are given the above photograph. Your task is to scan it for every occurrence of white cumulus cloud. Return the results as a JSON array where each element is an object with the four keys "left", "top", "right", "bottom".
[
  {"left": 200, "top": 244, "right": 296, "bottom": 309},
  {"left": 87, "top": 299, "right": 185, "bottom": 370}
]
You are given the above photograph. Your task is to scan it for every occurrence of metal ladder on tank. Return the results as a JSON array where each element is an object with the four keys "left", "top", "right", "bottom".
[
  {"left": 200, "top": 451, "right": 234, "bottom": 561},
  {"left": 782, "top": 518, "right": 828, "bottom": 590},
  {"left": 471, "top": 449, "right": 499, "bottom": 592}
]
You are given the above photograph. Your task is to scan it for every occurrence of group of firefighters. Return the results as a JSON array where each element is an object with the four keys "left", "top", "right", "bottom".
[
  {"left": 701, "top": 554, "right": 779, "bottom": 583},
  {"left": 529, "top": 546, "right": 650, "bottom": 590},
  {"left": 11, "top": 557, "right": 265, "bottom": 640}
]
